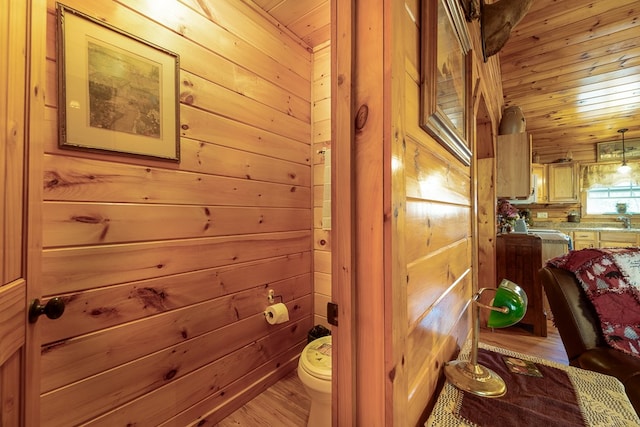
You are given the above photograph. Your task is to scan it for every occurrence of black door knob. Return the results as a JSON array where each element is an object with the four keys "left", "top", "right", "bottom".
[{"left": 29, "top": 297, "right": 65, "bottom": 323}]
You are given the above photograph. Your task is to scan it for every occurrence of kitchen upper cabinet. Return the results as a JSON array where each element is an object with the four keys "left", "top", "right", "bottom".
[
  {"left": 548, "top": 162, "right": 578, "bottom": 203},
  {"left": 497, "top": 133, "right": 531, "bottom": 198},
  {"left": 532, "top": 163, "right": 547, "bottom": 203}
]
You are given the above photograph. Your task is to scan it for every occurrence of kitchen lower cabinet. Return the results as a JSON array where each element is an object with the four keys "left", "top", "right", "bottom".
[
  {"left": 599, "top": 231, "right": 638, "bottom": 248},
  {"left": 573, "top": 231, "right": 597, "bottom": 250},
  {"left": 496, "top": 233, "right": 547, "bottom": 337}
]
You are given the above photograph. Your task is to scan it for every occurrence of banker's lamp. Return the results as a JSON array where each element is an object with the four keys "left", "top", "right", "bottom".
[{"left": 444, "top": 279, "right": 527, "bottom": 397}]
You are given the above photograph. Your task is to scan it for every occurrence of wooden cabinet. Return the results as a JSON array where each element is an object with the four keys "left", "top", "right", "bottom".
[
  {"left": 496, "top": 233, "right": 547, "bottom": 337},
  {"left": 599, "top": 231, "right": 638, "bottom": 248},
  {"left": 497, "top": 133, "right": 531, "bottom": 199},
  {"left": 572, "top": 230, "right": 639, "bottom": 249},
  {"left": 532, "top": 163, "right": 547, "bottom": 203},
  {"left": 572, "top": 231, "right": 597, "bottom": 250},
  {"left": 548, "top": 162, "right": 578, "bottom": 203}
]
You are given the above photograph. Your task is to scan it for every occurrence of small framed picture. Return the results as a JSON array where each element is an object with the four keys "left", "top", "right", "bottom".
[
  {"left": 596, "top": 138, "right": 640, "bottom": 163},
  {"left": 502, "top": 356, "right": 543, "bottom": 377},
  {"left": 57, "top": 4, "right": 180, "bottom": 161}
]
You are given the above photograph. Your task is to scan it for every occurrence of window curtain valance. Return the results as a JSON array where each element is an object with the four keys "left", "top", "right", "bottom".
[{"left": 580, "top": 161, "right": 640, "bottom": 189}]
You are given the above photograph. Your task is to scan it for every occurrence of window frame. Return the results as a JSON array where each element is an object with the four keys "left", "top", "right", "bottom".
[{"left": 580, "top": 165, "right": 639, "bottom": 218}]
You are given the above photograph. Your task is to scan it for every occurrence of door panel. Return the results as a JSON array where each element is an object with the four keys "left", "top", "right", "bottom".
[
  {"left": 0, "top": 281, "right": 25, "bottom": 426},
  {"left": 1, "top": 0, "right": 34, "bottom": 425}
]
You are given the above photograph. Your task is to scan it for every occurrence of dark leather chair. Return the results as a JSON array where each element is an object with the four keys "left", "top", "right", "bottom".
[{"left": 540, "top": 265, "right": 640, "bottom": 415}]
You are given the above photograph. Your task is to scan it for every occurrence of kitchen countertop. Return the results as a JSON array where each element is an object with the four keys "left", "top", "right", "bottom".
[{"left": 531, "top": 222, "right": 638, "bottom": 233}]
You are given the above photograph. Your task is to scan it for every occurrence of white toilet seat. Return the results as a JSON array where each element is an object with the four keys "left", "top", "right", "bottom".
[{"left": 299, "top": 335, "right": 332, "bottom": 381}]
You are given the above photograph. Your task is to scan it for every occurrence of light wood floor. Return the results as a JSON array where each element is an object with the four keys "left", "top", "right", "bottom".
[
  {"left": 217, "top": 320, "right": 568, "bottom": 426},
  {"left": 479, "top": 319, "right": 569, "bottom": 365},
  {"left": 216, "top": 370, "right": 309, "bottom": 427}
]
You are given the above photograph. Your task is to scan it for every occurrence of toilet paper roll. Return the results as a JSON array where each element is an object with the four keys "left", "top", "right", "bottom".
[{"left": 264, "top": 303, "right": 289, "bottom": 325}]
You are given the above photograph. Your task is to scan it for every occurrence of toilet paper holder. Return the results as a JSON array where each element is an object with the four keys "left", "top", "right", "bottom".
[{"left": 267, "top": 289, "right": 283, "bottom": 304}]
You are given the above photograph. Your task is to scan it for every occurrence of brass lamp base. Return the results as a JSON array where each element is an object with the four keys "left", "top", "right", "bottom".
[{"left": 444, "top": 360, "right": 507, "bottom": 397}]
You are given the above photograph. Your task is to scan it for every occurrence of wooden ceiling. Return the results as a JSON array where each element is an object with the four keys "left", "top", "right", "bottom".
[
  {"left": 251, "top": 0, "right": 330, "bottom": 48},
  {"left": 500, "top": 0, "right": 640, "bottom": 159},
  {"left": 255, "top": 0, "right": 640, "bottom": 160}
]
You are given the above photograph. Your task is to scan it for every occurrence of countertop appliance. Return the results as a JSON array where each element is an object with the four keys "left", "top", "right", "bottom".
[{"left": 528, "top": 228, "right": 572, "bottom": 261}]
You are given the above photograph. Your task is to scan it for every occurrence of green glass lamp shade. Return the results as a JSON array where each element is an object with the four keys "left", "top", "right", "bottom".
[{"left": 487, "top": 279, "right": 528, "bottom": 328}]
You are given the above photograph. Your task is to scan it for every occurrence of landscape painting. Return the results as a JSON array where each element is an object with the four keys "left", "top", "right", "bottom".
[
  {"left": 58, "top": 4, "right": 179, "bottom": 161},
  {"left": 87, "top": 41, "right": 161, "bottom": 139}
]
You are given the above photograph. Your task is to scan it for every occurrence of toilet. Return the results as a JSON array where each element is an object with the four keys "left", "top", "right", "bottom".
[{"left": 297, "top": 335, "right": 332, "bottom": 427}]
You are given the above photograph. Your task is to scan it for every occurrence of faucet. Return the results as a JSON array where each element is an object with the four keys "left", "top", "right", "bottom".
[{"left": 617, "top": 216, "right": 631, "bottom": 229}]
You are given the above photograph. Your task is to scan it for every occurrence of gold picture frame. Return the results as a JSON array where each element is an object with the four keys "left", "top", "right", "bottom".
[
  {"left": 596, "top": 138, "right": 640, "bottom": 162},
  {"left": 57, "top": 4, "right": 180, "bottom": 161},
  {"left": 421, "top": 0, "right": 472, "bottom": 166}
]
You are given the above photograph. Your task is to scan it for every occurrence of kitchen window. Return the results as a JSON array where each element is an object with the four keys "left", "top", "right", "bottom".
[{"left": 581, "top": 162, "right": 639, "bottom": 215}]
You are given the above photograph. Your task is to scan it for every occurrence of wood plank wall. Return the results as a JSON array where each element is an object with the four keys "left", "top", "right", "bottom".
[
  {"left": 397, "top": 1, "right": 503, "bottom": 424},
  {"left": 312, "top": 42, "right": 332, "bottom": 327},
  {"left": 39, "top": 0, "right": 314, "bottom": 425}
]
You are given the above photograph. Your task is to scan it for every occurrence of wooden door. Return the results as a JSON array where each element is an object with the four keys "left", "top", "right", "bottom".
[
  {"left": 1, "top": 0, "right": 29, "bottom": 424},
  {"left": 331, "top": 0, "right": 356, "bottom": 424},
  {"left": 1, "top": 0, "right": 47, "bottom": 425}
]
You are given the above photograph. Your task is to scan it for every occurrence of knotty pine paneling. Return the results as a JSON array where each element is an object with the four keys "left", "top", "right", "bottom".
[
  {"left": 42, "top": 231, "right": 310, "bottom": 294},
  {"left": 398, "top": 0, "right": 503, "bottom": 424},
  {"left": 312, "top": 43, "right": 331, "bottom": 327},
  {"left": 43, "top": 203, "right": 310, "bottom": 247},
  {"left": 251, "top": 0, "right": 330, "bottom": 48},
  {"left": 41, "top": 307, "right": 311, "bottom": 427},
  {"left": 407, "top": 269, "right": 472, "bottom": 394},
  {"left": 406, "top": 240, "right": 472, "bottom": 327},
  {"left": 178, "top": 0, "right": 314, "bottom": 76},
  {"left": 40, "top": 0, "right": 313, "bottom": 424},
  {"left": 40, "top": 255, "right": 311, "bottom": 345}
]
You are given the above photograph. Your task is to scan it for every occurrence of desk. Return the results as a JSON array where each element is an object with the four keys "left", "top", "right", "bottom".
[
  {"left": 426, "top": 342, "right": 639, "bottom": 426},
  {"left": 496, "top": 233, "right": 547, "bottom": 336}
]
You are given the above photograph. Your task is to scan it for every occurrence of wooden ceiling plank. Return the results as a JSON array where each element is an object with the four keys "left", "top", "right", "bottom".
[
  {"left": 502, "top": 67, "right": 640, "bottom": 99},
  {"left": 506, "top": 85, "right": 640, "bottom": 112},
  {"left": 250, "top": 0, "right": 285, "bottom": 12},
  {"left": 501, "top": 49, "right": 640, "bottom": 90},
  {"left": 510, "top": 0, "right": 639, "bottom": 39},
  {"left": 501, "top": 37, "right": 640, "bottom": 79},
  {"left": 287, "top": 1, "right": 330, "bottom": 39},
  {"left": 499, "top": 0, "right": 640, "bottom": 147},
  {"left": 268, "top": 0, "right": 324, "bottom": 26},
  {"left": 503, "top": 19, "right": 640, "bottom": 64}
]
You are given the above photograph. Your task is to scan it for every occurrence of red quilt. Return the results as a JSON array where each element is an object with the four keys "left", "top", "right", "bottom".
[{"left": 547, "top": 247, "right": 640, "bottom": 358}]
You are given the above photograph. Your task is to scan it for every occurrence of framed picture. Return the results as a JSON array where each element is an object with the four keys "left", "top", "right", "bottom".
[
  {"left": 597, "top": 138, "right": 640, "bottom": 162},
  {"left": 57, "top": 4, "right": 180, "bottom": 161},
  {"left": 421, "top": 0, "right": 472, "bottom": 166}
]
